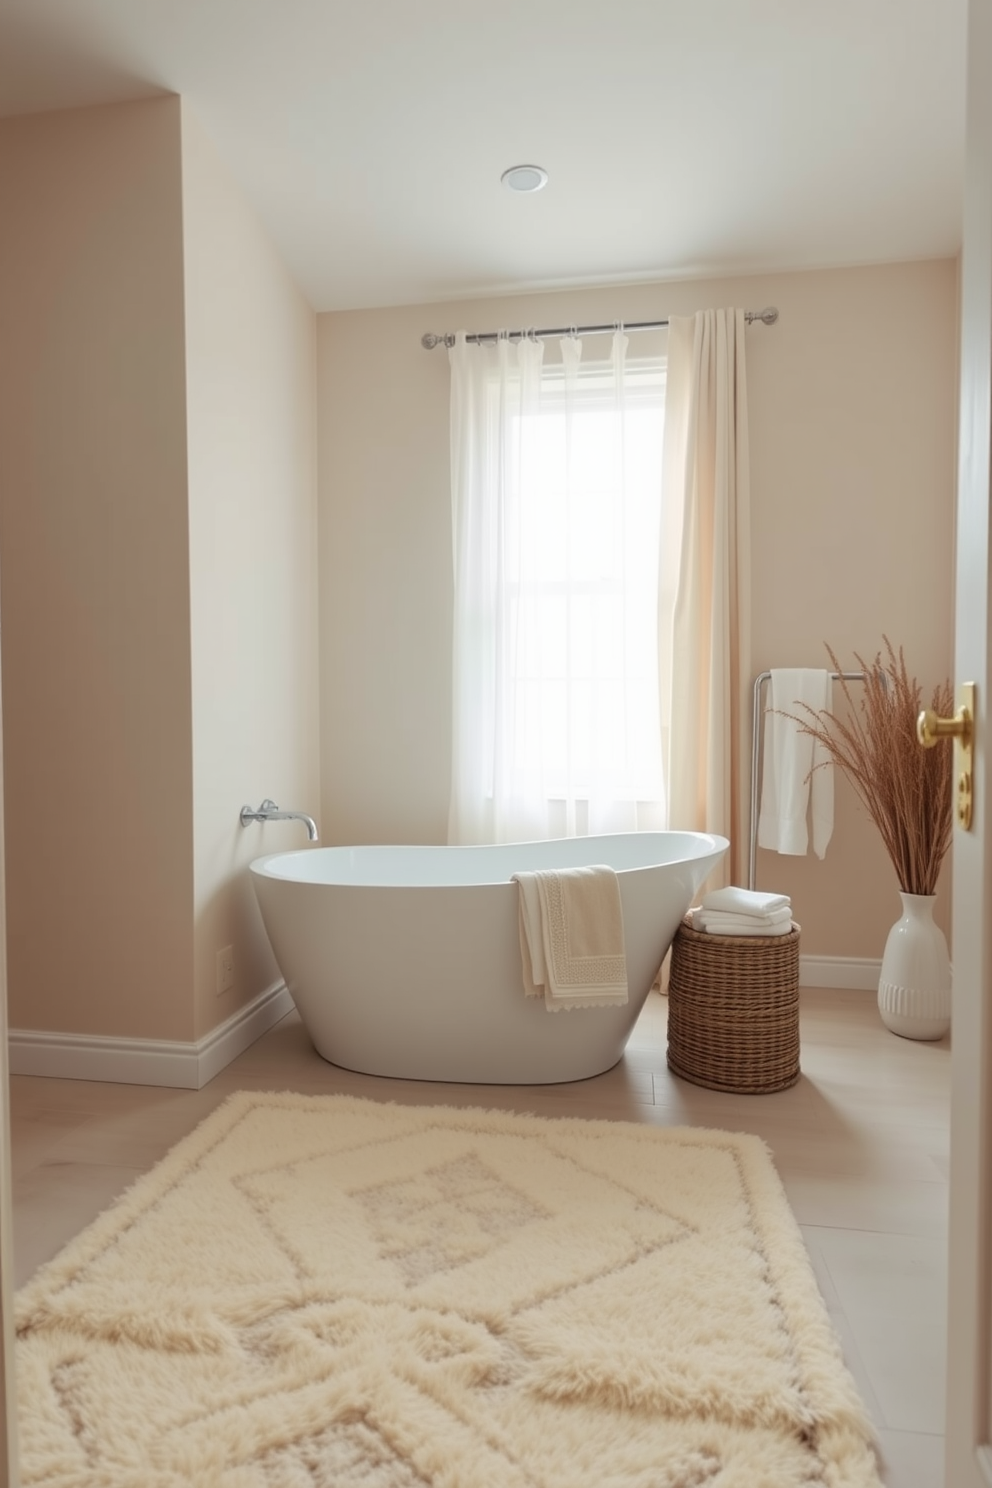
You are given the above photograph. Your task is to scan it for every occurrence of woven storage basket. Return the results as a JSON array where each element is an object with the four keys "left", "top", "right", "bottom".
[{"left": 667, "top": 916, "right": 801, "bottom": 1093}]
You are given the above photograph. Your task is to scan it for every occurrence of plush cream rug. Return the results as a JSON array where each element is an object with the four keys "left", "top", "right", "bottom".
[{"left": 16, "top": 1092, "right": 882, "bottom": 1487}]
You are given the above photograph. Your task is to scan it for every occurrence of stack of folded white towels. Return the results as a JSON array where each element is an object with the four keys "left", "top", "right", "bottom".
[{"left": 689, "top": 886, "right": 794, "bottom": 936}]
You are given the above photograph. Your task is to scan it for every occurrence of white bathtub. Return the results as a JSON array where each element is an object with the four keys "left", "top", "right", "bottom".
[{"left": 250, "top": 831, "right": 728, "bottom": 1085}]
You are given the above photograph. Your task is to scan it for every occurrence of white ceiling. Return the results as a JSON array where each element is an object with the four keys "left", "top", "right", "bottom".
[{"left": 0, "top": 0, "right": 968, "bottom": 312}]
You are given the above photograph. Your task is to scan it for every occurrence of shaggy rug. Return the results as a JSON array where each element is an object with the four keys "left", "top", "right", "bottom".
[{"left": 16, "top": 1092, "right": 882, "bottom": 1487}]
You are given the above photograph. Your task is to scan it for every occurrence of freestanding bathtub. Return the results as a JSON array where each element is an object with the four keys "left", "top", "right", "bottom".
[{"left": 250, "top": 831, "right": 728, "bottom": 1085}]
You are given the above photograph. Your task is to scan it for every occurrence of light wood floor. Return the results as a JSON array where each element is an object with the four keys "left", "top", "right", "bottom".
[{"left": 10, "top": 986, "right": 948, "bottom": 1488}]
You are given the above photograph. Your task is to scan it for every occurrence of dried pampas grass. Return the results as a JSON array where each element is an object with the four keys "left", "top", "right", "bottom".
[{"left": 785, "top": 639, "right": 953, "bottom": 897}]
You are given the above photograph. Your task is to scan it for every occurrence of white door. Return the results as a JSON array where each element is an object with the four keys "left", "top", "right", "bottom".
[
  {"left": 945, "top": 2, "right": 992, "bottom": 1483},
  {"left": 0, "top": 634, "right": 17, "bottom": 1484},
  {"left": 0, "top": 830, "right": 15, "bottom": 1485}
]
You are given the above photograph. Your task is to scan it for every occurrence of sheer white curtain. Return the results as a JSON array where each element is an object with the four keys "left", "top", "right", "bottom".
[
  {"left": 659, "top": 309, "right": 752, "bottom": 888},
  {"left": 448, "top": 330, "right": 666, "bottom": 844}
]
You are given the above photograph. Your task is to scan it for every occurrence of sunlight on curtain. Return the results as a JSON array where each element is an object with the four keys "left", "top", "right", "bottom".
[
  {"left": 660, "top": 309, "right": 751, "bottom": 888},
  {"left": 448, "top": 330, "right": 667, "bottom": 844}
]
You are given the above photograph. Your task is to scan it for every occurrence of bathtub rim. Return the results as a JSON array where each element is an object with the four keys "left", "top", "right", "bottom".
[{"left": 249, "top": 830, "right": 730, "bottom": 890}]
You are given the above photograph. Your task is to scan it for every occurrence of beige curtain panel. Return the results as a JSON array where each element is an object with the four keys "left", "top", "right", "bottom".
[{"left": 660, "top": 309, "right": 752, "bottom": 888}]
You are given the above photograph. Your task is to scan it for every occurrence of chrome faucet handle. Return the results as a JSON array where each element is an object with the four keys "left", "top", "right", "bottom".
[
  {"left": 240, "top": 800, "right": 277, "bottom": 826},
  {"left": 239, "top": 800, "right": 319, "bottom": 841}
]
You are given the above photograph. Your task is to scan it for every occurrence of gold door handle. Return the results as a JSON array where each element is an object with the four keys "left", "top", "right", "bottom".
[
  {"left": 917, "top": 682, "right": 975, "bottom": 830},
  {"left": 917, "top": 704, "right": 973, "bottom": 748}
]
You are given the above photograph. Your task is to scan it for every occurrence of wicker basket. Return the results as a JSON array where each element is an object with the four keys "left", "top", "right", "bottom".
[{"left": 667, "top": 916, "right": 801, "bottom": 1093}]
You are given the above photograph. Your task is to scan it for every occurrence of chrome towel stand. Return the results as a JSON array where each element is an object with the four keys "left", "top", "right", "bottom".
[{"left": 748, "top": 670, "right": 868, "bottom": 890}]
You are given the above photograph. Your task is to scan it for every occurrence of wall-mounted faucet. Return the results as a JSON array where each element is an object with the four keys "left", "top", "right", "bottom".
[{"left": 240, "top": 799, "right": 319, "bottom": 842}]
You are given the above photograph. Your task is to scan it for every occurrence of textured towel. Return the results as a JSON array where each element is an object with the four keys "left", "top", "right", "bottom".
[
  {"left": 690, "top": 909, "right": 795, "bottom": 937},
  {"left": 756, "top": 670, "right": 835, "bottom": 858},
  {"left": 694, "top": 907, "right": 793, "bottom": 932},
  {"left": 700, "top": 887, "right": 791, "bottom": 916},
  {"left": 513, "top": 866, "right": 628, "bottom": 1011}
]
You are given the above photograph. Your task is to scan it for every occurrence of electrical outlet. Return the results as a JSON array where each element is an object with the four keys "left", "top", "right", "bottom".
[{"left": 216, "top": 945, "right": 235, "bottom": 996}]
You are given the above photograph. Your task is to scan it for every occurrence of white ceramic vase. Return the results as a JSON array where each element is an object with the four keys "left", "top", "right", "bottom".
[{"left": 877, "top": 892, "right": 951, "bottom": 1041}]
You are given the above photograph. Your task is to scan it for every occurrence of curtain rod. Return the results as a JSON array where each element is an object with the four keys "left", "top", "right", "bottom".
[{"left": 420, "top": 306, "right": 778, "bottom": 350}]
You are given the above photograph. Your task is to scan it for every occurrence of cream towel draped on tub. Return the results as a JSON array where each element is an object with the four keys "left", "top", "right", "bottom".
[{"left": 512, "top": 866, "right": 628, "bottom": 1011}]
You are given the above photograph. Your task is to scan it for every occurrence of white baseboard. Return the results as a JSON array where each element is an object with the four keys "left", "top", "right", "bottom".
[
  {"left": 799, "top": 955, "right": 881, "bottom": 991},
  {"left": 9, "top": 960, "right": 880, "bottom": 1087},
  {"left": 9, "top": 981, "right": 295, "bottom": 1090},
  {"left": 197, "top": 982, "right": 296, "bottom": 1086}
]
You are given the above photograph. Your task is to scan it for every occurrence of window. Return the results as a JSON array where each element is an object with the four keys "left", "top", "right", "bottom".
[
  {"left": 449, "top": 332, "right": 668, "bottom": 842},
  {"left": 506, "top": 358, "right": 666, "bottom": 824}
]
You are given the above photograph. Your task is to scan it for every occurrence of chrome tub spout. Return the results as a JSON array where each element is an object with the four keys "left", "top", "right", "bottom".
[{"left": 240, "top": 799, "right": 318, "bottom": 842}]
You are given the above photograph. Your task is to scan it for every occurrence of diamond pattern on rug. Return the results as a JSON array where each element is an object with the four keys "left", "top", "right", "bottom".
[
  {"left": 354, "top": 1151, "right": 548, "bottom": 1285},
  {"left": 234, "top": 1120, "right": 693, "bottom": 1321}
]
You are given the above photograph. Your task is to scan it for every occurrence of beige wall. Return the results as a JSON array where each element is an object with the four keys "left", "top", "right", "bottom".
[
  {"left": 180, "top": 104, "right": 320, "bottom": 1040},
  {"left": 0, "top": 97, "right": 195, "bottom": 1039},
  {"left": 0, "top": 95, "right": 320, "bottom": 1048},
  {"left": 747, "top": 260, "right": 957, "bottom": 956},
  {"left": 317, "top": 258, "right": 957, "bottom": 960}
]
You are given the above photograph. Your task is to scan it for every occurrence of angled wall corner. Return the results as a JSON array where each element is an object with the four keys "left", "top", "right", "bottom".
[
  {"left": 179, "top": 100, "right": 320, "bottom": 1043},
  {"left": 0, "top": 93, "right": 321, "bottom": 1060}
]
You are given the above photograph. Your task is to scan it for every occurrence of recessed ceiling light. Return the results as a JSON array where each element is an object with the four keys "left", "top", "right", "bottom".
[{"left": 501, "top": 164, "right": 548, "bottom": 193}]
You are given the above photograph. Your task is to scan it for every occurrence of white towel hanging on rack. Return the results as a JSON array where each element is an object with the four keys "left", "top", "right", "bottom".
[{"left": 756, "top": 669, "right": 835, "bottom": 858}]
